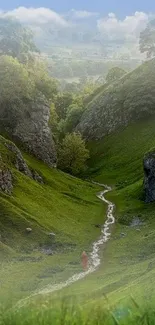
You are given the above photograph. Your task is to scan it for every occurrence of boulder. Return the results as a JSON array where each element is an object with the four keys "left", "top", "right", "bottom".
[{"left": 144, "top": 151, "right": 155, "bottom": 202}]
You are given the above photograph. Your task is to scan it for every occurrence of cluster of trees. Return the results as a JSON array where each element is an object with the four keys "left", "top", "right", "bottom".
[
  {"left": 139, "top": 19, "right": 155, "bottom": 58},
  {"left": 49, "top": 58, "right": 133, "bottom": 80},
  {"left": 0, "top": 17, "right": 90, "bottom": 175}
]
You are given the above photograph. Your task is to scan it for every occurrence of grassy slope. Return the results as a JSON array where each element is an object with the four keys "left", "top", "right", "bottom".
[
  {"left": 65, "top": 117, "right": 155, "bottom": 305},
  {"left": 0, "top": 136, "right": 105, "bottom": 304},
  {"left": 2, "top": 117, "right": 155, "bottom": 310},
  {"left": 15, "top": 117, "right": 155, "bottom": 311}
]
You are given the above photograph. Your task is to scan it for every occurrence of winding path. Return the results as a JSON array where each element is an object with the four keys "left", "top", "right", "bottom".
[{"left": 17, "top": 184, "right": 115, "bottom": 308}]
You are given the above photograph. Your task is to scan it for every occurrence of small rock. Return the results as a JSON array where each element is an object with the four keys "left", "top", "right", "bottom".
[
  {"left": 49, "top": 232, "right": 56, "bottom": 237},
  {"left": 41, "top": 248, "right": 53, "bottom": 255},
  {"left": 120, "top": 233, "right": 126, "bottom": 237},
  {"left": 136, "top": 229, "right": 141, "bottom": 231},
  {"left": 94, "top": 224, "right": 102, "bottom": 228},
  {"left": 26, "top": 228, "right": 32, "bottom": 233}
]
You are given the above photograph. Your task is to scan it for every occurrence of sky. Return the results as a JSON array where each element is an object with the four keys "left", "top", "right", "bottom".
[
  {"left": 1, "top": 0, "right": 155, "bottom": 17},
  {"left": 0, "top": 0, "right": 154, "bottom": 56}
]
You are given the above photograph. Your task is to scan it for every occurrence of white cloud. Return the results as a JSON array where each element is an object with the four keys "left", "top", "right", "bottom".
[
  {"left": 1, "top": 7, "right": 68, "bottom": 26},
  {"left": 97, "top": 11, "right": 150, "bottom": 41},
  {"left": 68, "top": 9, "right": 98, "bottom": 20}
]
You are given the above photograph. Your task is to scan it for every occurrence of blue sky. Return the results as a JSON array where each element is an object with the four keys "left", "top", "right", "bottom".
[{"left": 1, "top": 0, "right": 155, "bottom": 17}]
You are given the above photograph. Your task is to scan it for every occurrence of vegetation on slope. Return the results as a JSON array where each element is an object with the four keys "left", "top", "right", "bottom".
[
  {"left": 77, "top": 58, "right": 155, "bottom": 139},
  {"left": 0, "top": 135, "right": 104, "bottom": 303}
]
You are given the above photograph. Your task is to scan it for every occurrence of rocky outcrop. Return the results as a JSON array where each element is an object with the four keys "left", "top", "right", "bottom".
[
  {"left": 77, "top": 59, "right": 155, "bottom": 140},
  {"left": 6, "top": 142, "right": 32, "bottom": 178},
  {"left": 0, "top": 168, "right": 13, "bottom": 195},
  {"left": 0, "top": 137, "right": 44, "bottom": 195},
  {"left": 0, "top": 95, "right": 57, "bottom": 167},
  {"left": 144, "top": 151, "right": 155, "bottom": 202}
]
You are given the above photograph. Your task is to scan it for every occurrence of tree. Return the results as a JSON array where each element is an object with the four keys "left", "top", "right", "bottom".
[
  {"left": 58, "top": 133, "right": 89, "bottom": 175},
  {"left": 0, "top": 17, "right": 38, "bottom": 62},
  {"left": 0, "top": 55, "right": 34, "bottom": 102},
  {"left": 28, "top": 58, "right": 58, "bottom": 101},
  {"left": 60, "top": 104, "right": 84, "bottom": 135},
  {"left": 106, "top": 67, "right": 126, "bottom": 83},
  {"left": 0, "top": 55, "right": 35, "bottom": 130},
  {"left": 139, "top": 20, "right": 155, "bottom": 58},
  {"left": 54, "top": 92, "right": 73, "bottom": 119}
]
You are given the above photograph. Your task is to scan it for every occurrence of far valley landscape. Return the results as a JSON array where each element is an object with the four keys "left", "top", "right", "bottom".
[{"left": 1, "top": 3, "right": 155, "bottom": 324}]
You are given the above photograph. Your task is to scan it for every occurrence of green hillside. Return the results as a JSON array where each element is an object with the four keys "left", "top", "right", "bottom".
[{"left": 0, "top": 135, "right": 104, "bottom": 303}]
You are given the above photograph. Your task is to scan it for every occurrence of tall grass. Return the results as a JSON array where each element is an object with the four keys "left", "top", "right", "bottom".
[{"left": 1, "top": 295, "right": 155, "bottom": 325}]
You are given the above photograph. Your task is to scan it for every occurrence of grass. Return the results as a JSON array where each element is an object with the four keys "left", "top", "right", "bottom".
[
  {"left": 68, "top": 116, "right": 155, "bottom": 305},
  {"left": 1, "top": 295, "right": 155, "bottom": 325},
  {"left": 1, "top": 116, "right": 155, "bottom": 317},
  {"left": 0, "top": 135, "right": 105, "bottom": 304}
]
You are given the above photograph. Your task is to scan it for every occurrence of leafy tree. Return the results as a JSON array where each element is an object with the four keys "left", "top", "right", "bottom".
[
  {"left": 58, "top": 133, "right": 89, "bottom": 175},
  {"left": 139, "top": 20, "right": 155, "bottom": 58},
  {"left": 106, "top": 67, "right": 126, "bottom": 83},
  {"left": 0, "top": 55, "right": 34, "bottom": 102},
  {"left": 0, "top": 17, "right": 38, "bottom": 62},
  {"left": 54, "top": 92, "right": 73, "bottom": 119},
  {"left": 0, "top": 55, "right": 35, "bottom": 130},
  {"left": 28, "top": 58, "right": 58, "bottom": 101}
]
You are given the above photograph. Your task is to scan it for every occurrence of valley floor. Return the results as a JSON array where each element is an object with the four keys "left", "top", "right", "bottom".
[{"left": 2, "top": 118, "right": 155, "bottom": 313}]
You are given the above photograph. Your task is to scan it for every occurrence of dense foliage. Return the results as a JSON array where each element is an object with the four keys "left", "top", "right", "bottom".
[{"left": 58, "top": 133, "right": 89, "bottom": 175}]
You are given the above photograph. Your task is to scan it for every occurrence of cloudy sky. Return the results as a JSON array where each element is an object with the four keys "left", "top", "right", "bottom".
[
  {"left": 1, "top": 0, "right": 155, "bottom": 16},
  {"left": 0, "top": 1, "right": 154, "bottom": 53}
]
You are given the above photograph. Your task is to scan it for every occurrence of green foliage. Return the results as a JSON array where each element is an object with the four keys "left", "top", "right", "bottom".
[
  {"left": 58, "top": 133, "right": 89, "bottom": 175},
  {"left": 59, "top": 104, "right": 84, "bottom": 135},
  {"left": 0, "top": 55, "right": 35, "bottom": 130},
  {"left": 0, "top": 55, "right": 34, "bottom": 102},
  {"left": 140, "top": 19, "right": 155, "bottom": 58},
  {"left": 106, "top": 67, "right": 126, "bottom": 83},
  {"left": 0, "top": 17, "right": 38, "bottom": 62},
  {"left": 54, "top": 92, "right": 73, "bottom": 119},
  {"left": 49, "top": 103, "right": 59, "bottom": 134},
  {"left": 27, "top": 58, "right": 58, "bottom": 101}
]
